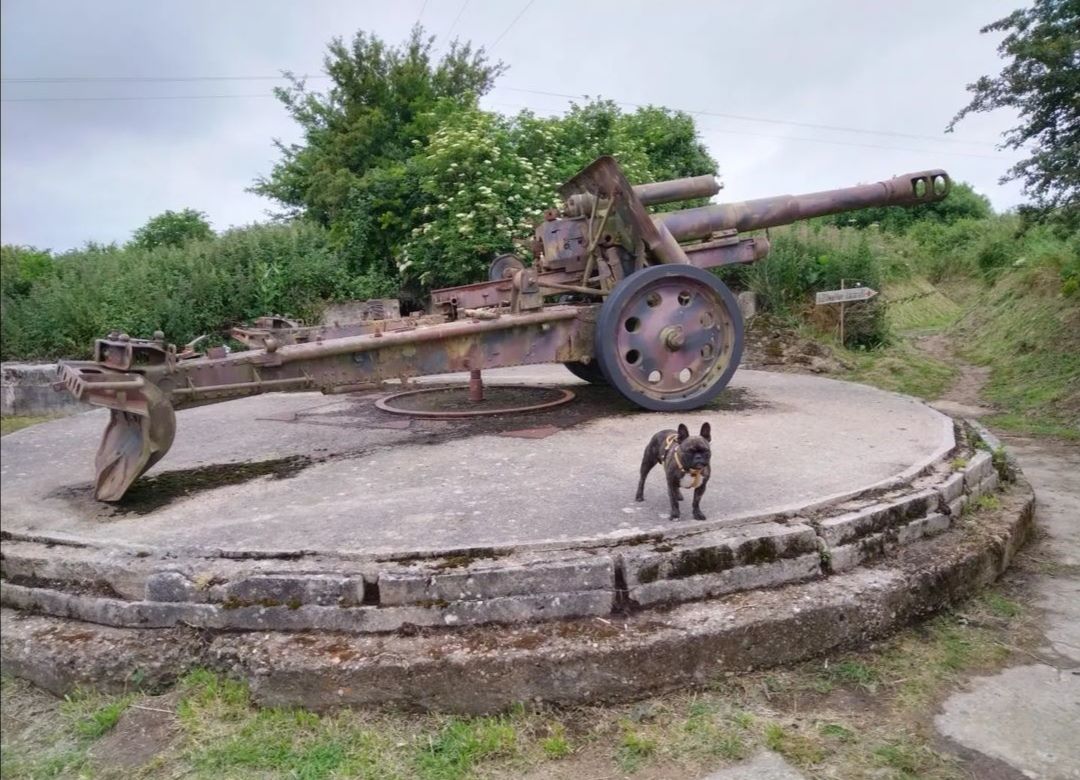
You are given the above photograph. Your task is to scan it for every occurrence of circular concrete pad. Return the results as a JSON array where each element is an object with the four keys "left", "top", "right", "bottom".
[{"left": 0, "top": 369, "right": 952, "bottom": 557}]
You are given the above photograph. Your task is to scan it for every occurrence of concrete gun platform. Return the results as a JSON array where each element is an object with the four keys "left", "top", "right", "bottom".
[
  {"left": 1, "top": 368, "right": 1030, "bottom": 712},
  {"left": 1, "top": 368, "right": 952, "bottom": 557}
]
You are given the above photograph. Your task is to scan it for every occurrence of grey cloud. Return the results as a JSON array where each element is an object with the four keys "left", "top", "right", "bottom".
[{"left": 2, "top": 0, "right": 1026, "bottom": 250}]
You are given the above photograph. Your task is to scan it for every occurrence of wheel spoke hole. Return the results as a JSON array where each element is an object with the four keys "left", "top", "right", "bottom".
[
  {"left": 701, "top": 343, "right": 714, "bottom": 359},
  {"left": 700, "top": 312, "right": 714, "bottom": 328},
  {"left": 625, "top": 349, "right": 641, "bottom": 365},
  {"left": 624, "top": 316, "right": 640, "bottom": 333},
  {"left": 677, "top": 290, "right": 692, "bottom": 306},
  {"left": 647, "top": 370, "right": 663, "bottom": 384},
  {"left": 678, "top": 368, "right": 692, "bottom": 383},
  {"left": 646, "top": 292, "right": 662, "bottom": 308}
]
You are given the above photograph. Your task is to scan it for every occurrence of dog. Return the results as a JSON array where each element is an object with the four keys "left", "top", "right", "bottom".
[{"left": 635, "top": 422, "right": 712, "bottom": 520}]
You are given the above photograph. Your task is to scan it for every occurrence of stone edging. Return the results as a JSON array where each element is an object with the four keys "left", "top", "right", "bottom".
[
  {"left": 0, "top": 421, "right": 1007, "bottom": 635},
  {"left": 0, "top": 464, "right": 1034, "bottom": 713}
]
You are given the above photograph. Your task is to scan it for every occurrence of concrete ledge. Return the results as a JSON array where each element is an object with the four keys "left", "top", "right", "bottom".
[
  {"left": 1, "top": 362, "right": 90, "bottom": 417},
  {"left": 1, "top": 476, "right": 1033, "bottom": 712}
]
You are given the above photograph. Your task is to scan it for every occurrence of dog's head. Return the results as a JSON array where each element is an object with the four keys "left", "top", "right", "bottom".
[{"left": 676, "top": 423, "right": 712, "bottom": 470}]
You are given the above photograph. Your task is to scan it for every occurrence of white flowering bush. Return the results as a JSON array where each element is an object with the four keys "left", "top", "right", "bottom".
[{"left": 399, "top": 101, "right": 717, "bottom": 288}]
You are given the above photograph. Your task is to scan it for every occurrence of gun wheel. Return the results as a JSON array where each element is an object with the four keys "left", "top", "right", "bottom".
[{"left": 596, "top": 265, "right": 743, "bottom": 411}]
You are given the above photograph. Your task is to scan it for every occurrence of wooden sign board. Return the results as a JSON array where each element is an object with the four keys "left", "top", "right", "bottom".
[{"left": 815, "top": 287, "right": 878, "bottom": 305}]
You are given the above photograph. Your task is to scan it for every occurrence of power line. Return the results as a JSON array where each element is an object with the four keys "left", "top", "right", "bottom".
[
  {"left": 0, "top": 93, "right": 276, "bottom": 103},
  {"left": 485, "top": 98, "right": 1011, "bottom": 160},
  {"left": 0, "top": 72, "right": 999, "bottom": 150},
  {"left": 444, "top": 0, "right": 470, "bottom": 41},
  {"left": 489, "top": 0, "right": 536, "bottom": 50},
  {"left": 494, "top": 86, "right": 999, "bottom": 148},
  {"left": 416, "top": 0, "right": 428, "bottom": 25},
  {"left": 1, "top": 74, "right": 323, "bottom": 84}
]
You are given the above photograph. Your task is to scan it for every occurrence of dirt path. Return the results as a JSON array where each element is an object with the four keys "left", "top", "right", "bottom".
[
  {"left": 914, "top": 331, "right": 994, "bottom": 419},
  {"left": 909, "top": 331, "right": 1080, "bottom": 777}
]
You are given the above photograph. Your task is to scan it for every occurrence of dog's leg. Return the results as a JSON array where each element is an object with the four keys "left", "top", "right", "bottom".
[
  {"left": 635, "top": 448, "right": 656, "bottom": 502},
  {"left": 691, "top": 479, "right": 709, "bottom": 521},
  {"left": 667, "top": 475, "right": 681, "bottom": 520}
]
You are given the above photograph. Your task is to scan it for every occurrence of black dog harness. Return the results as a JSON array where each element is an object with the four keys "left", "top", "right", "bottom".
[{"left": 660, "top": 433, "right": 704, "bottom": 489}]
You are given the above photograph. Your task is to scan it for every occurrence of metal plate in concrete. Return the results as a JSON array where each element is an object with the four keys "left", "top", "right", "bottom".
[{"left": 0, "top": 368, "right": 953, "bottom": 557}]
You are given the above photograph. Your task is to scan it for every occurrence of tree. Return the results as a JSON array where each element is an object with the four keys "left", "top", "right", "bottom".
[
  {"left": 130, "top": 209, "right": 213, "bottom": 250},
  {"left": 254, "top": 27, "right": 719, "bottom": 292},
  {"left": 400, "top": 101, "right": 718, "bottom": 288},
  {"left": 947, "top": 0, "right": 1080, "bottom": 228},
  {"left": 252, "top": 26, "right": 504, "bottom": 225}
]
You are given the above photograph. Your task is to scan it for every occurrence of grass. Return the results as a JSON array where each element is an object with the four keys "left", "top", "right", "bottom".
[
  {"left": 954, "top": 263, "right": 1080, "bottom": 439},
  {"left": 846, "top": 340, "right": 957, "bottom": 399},
  {"left": 0, "top": 586, "right": 1032, "bottom": 780},
  {"left": 0, "top": 414, "right": 57, "bottom": 436}
]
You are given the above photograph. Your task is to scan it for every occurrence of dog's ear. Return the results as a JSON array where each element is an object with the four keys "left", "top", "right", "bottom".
[
  {"left": 677, "top": 423, "right": 690, "bottom": 441},
  {"left": 699, "top": 422, "right": 711, "bottom": 442}
]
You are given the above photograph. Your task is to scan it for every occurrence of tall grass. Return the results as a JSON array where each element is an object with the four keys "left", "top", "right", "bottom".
[{"left": 1, "top": 222, "right": 394, "bottom": 361}]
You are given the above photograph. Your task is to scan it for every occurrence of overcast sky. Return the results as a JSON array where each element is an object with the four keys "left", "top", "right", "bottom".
[{"left": 1, "top": 0, "right": 1027, "bottom": 252}]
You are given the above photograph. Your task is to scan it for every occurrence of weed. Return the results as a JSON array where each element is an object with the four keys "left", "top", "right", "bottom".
[
  {"left": 950, "top": 457, "right": 968, "bottom": 470},
  {"left": 982, "top": 592, "right": 1021, "bottom": 618},
  {"left": 819, "top": 723, "right": 856, "bottom": 743},
  {"left": 616, "top": 722, "right": 657, "bottom": 772},
  {"left": 415, "top": 716, "right": 518, "bottom": 780},
  {"left": 60, "top": 689, "right": 134, "bottom": 740},
  {"left": 763, "top": 721, "right": 827, "bottom": 766},
  {"left": 541, "top": 723, "right": 571, "bottom": 759},
  {"left": 824, "top": 660, "right": 880, "bottom": 691},
  {"left": 872, "top": 737, "right": 950, "bottom": 778}
]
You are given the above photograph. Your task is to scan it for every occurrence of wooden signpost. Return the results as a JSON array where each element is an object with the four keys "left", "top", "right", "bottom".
[{"left": 815, "top": 281, "right": 878, "bottom": 346}]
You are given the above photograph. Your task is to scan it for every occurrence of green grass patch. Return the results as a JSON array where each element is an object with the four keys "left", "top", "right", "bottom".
[
  {"left": 819, "top": 723, "right": 857, "bottom": 743},
  {"left": 616, "top": 721, "right": 658, "bottom": 772},
  {"left": 763, "top": 721, "right": 827, "bottom": 767},
  {"left": 0, "top": 415, "right": 57, "bottom": 436},
  {"left": 982, "top": 592, "right": 1021, "bottom": 619},
  {"left": 822, "top": 660, "right": 880, "bottom": 692},
  {"left": 884, "top": 277, "right": 963, "bottom": 333},
  {"left": 415, "top": 716, "right": 518, "bottom": 780},
  {"left": 540, "top": 723, "right": 571, "bottom": 759},
  {"left": 847, "top": 340, "right": 957, "bottom": 400},
  {"left": 954, "top": 261, "right": 1080, "bottom": 439}
]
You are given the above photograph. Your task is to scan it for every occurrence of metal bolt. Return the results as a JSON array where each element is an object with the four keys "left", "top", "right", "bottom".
[{"left": 662, "top": 326, "right": 685, "bottom": 350}]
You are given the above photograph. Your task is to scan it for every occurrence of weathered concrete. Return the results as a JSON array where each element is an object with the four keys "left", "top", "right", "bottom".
[
  {"left": 703, "top": 751, "right": 806, "bottom": 779},
  {"left": 0, "top": 369, "right": 955, "bottom": 558},
  {"left": 936, "top": 665, "right": 1080, "bottom": 778},
  {"left": 0, "top": 477, "right": 1034, "bottom": 712},
  {"left": 935, "top": 437, "right": 1080, "bottom": 779},
  {"left": 1, "top": 362, "right": 91, "bottom": 417}
]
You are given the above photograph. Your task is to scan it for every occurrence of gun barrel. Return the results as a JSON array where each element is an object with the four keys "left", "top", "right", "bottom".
[
  {"left": 633, "top": 175, "right": 720, "bottom": 206},
  {"left": 654, "top": 169, "right": 950, "bottom": 241}
]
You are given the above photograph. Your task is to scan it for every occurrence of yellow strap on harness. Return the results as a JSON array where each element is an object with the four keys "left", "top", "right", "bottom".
[{"left": 662, "top": 433, "right": 703, "bottom": 489}]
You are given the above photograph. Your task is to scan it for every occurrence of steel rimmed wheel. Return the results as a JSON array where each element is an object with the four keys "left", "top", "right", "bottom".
[{"left": 595, "top": 264, "right": 744, "bottom": 411}]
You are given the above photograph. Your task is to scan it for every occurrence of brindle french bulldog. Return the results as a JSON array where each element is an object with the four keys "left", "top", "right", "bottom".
[{"left": 635, "top": 422, "right": 712, "bottom": 521}]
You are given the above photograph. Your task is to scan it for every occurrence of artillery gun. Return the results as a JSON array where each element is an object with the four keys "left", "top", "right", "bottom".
[{"left": 57, "top": 156, "right": 950, "bottom": 501}]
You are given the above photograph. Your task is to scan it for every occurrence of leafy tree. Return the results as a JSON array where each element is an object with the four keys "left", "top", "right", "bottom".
[
  {"left": 947, "top": 0, "right": 1080, "bottom": 228},
  {"left": 252, "top": 27, "right": 503, "bottom": 225},
  {"left": 130, "top": 208, "right": 213, "bottom": 250},
  {"left": 0, "top": 245, "right": 55, "bottom": 298},
  {"left": 400, "top": 102, "right": 718, "bottom": 288},
  {"left": 821, "top": 181, "right": 993, "bottom": 232},
  {"left": 254, "top": 28, "right": 718, "bottom": 292}
]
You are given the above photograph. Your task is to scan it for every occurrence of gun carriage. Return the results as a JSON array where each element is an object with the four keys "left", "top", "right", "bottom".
[{"left": 57, "top": 156, "right": 950, "bottom": 500}]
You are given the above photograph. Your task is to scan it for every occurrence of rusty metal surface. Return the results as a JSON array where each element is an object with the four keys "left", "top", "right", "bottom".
[
  {"left": 57, "top": 155, "right": 951, "bottom": 499},
  {"left": 374, "top": 384, "right": 576, "bottom": 418}
]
